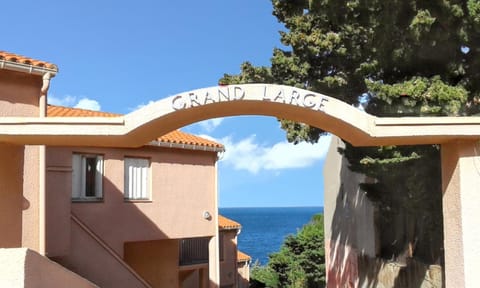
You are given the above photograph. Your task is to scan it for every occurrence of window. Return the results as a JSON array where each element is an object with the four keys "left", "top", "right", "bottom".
[
  {"left": 72, "top": 154, "right": 103, "bottom": 199},
  {"left": 124, "top": 157, "right": 150, "bottom": 200}
]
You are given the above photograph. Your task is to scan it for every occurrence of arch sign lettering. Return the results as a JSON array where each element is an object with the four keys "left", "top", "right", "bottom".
[
  {"left": 0, "top": 83, "right": 479, "bottom": 148},
  {"left": 171, "top": 84, "right": 329, "bottom": 113}
]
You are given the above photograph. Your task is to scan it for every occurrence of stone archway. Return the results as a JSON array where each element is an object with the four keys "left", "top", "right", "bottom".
[
  {"left": 1, "top": 83, "right": 480, "bottom": 287},
  {"left": 1, "top": 84, "right": 479, "bottom": 148}
]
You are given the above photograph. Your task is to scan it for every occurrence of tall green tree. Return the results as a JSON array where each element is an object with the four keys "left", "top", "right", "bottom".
[
  {"left": 221, "top": 0, "right": 480, "bottom": 265},
  {"left": 221, "top": 0, "right": 480, "bottom": 134},
  {"left": 250, "top": 214, "right": 325, "bottom": 288}
]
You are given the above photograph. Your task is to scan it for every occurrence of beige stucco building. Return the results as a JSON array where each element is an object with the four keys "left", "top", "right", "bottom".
[
  {"left": 2, "top": 49, "right": 480, "bottom": 287},
  {"left": 0, "top": 51, "right": 249, "bottom": 288},
  {"left": 218, "top": 216, "right": 250, "bottom": 288}
]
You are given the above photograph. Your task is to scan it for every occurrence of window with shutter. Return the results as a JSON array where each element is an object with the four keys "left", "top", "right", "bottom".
[
  {"left": 72, "top": 154, "right": 103, "bottom": 200},
  {"left": 124, "top": 157, "right": 150, "bottom": 200}
]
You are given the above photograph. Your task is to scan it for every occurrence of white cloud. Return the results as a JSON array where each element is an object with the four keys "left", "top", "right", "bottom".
[
  {"left": 48, "top": 95, "right": 101, "bottom": 111},
  {"left": 198, "top": 134, "right": 219, "bottom": 142},
  {"left": 197, "top": 118, "right": 224, "bottom": 132},
  {"left": 219, "top": 134, "right": 331, "bottom": 174},
  {"left": 131, "top": 100, "right": 155, "bottom": 111},
  {"left": 75, "top": 98, "right": 101, "bottom": 111},
  {"left": 48, "top": 95, "right": 76, "bottom": 107}
]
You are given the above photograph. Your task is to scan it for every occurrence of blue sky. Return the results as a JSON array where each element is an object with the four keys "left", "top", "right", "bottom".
[{"left": 3, "top": 0, "right": 329, "bottom": 207}]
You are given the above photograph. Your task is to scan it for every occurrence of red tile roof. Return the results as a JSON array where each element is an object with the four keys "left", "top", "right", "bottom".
[
  {"left": 47, "top": 105, "right": 120, "bottom": 117},
  {"left": 0, "top": 51, "right": 58, "bottom": 71},
  {"left": 157, "top": 130, "right": 222, "bottom": 150},
  {"left": 47, "top": 105, "right": 223, "bottom": 150},
  {"left": 237, "top": 250, "right": 251, "bottom": 262},
  {"left": 218, "top": 215, "right": 241, "bottom": 230}
]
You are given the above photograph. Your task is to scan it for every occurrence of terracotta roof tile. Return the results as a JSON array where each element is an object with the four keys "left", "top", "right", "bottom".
[
  {"left": 0, "top": 51, "right": 58, "bottom": 71},
  {"left": 46, "top": 105, "right": 223, "bottom": 149},
  {"left": 47, "top": 105, "right": 120, "bottom": 117},
  {"left": 237, "top": 250, "right": 251, "bottom": 262},
  {"left": 156, "top": 130, "right": 223, "bottom": 150},
  {"left": 218, "top": 215, "right": 241, "bottom": 230}
]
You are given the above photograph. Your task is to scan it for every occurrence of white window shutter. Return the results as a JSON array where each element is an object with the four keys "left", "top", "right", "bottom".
[
  {"left": 95, "top": 155, "right": 103, "bottom": 198},
  {"left": 80, "top": 156, "right": 87, "bottom": 197},
  {"left": 125, "top": 158, "right": 132, "bottom": 199},
  {"left": 141, "top": 163, "right": 149, "bottom": 198},
  {"left": 125, "top": 158, "right": 149, "bottom": 199},
  {"left": 72, "top": 154, "right": 81, "bottom": 198}
]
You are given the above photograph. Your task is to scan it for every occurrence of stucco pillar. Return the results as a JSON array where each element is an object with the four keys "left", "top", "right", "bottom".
[
  {"left": 22, "top": 146, "right": 41, "bottom": 251},
  {"left": 208, "top": 236, "right": 220, "bottom": 288},
  {"left": 441, "top": 140, "right": 480, "bottom": 288},
  {"left": 0, "top": 143, "right": 24, "bottom": 247}
]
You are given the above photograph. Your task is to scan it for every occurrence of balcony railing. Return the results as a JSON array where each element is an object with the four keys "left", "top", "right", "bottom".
[
  {"left": 179, "top": 235, "right": 225, "bottom": 266},
  {"left": 179, "top": 237, "right": 209, "bottom": 266}
]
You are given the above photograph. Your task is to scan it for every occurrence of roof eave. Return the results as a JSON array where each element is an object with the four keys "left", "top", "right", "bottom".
[
  {"left": 147, "top": 140, "right": 225, "bottom": 153},
  {"left": 237, "top": 258, "right": 251, "bottom": 263},
  {"left": 219, "top": 226, "right": 241, "bottom": 231},
  {"left": 0, "top": 60, "right": 58, "bottom": 76}
]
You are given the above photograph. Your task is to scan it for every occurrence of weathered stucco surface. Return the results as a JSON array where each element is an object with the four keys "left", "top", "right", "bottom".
[
  {"left": 124, "top": 239, "right": 179, "bottom": 287},
  {"left": 441, "top": 141, "right": 480, "bottom": 288},
  {"left": 0, "top": 248, "right": 96, "bottom": 288},
  {"left": 0, "top": 143, "right": 23, "bottom": 248},
  {"left": 45, "top": 146, "right": 217, "bottom": 258},
  {"left": 324, "top": 136, "right": 444, "bottom": 287}
]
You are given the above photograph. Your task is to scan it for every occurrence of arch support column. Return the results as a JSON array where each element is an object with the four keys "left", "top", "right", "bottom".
[{"left": 441, "top": 140, "right": 480, "bottom": 287}]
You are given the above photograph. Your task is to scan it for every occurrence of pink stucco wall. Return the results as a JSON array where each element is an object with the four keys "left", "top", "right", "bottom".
[
  {"left": 237, "top": 262, "right": 250, "bottom": 288},
  {"left": 0, "top": 69, "right": 42, "bottom": 250},
  {"left": 0, "top": 70, "right": 41, "bottom": 117},
  {"left": 0, "top": 144, "right": 24, "bottom": 247},
  {"left": 46, "top": 145, "right": 218, "bottom": 257},
  {"left": 45, "top": 158, "right": 72, "bottom": 257},
  {"left": 22, "top": 146, "right": 41, "bottom": 251},
  {"left": 124, "top": 239, "right": 179, "bottom": 287},
  {"left": 219, "top": 230, "right": 238, "bottom": 287},
  {"left": 53, "top": 219, "right": 147, "bottom": 288},
  {"left": 0, "top": 248, "right": 96, "bottom": 288}
]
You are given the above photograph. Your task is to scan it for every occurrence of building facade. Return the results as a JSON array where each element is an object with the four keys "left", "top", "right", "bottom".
[
  {"left": 218, "top": 216, "right": 250, "bottom": 288},
  {"left": 0, "top": 50, "right": 249, "bottom": 288}
]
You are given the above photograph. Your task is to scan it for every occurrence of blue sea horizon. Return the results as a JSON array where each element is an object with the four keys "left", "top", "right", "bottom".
[{"left": 219, "top": 206, "right": 324, "bottom": 265}]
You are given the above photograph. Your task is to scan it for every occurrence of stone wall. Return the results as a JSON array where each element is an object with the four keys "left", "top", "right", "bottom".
[
  {"left": 324, "top": 136, "right": 444, "bottom": 287},
  {"left": 357, "top": 257, "right": 442, "bottom": 288}
]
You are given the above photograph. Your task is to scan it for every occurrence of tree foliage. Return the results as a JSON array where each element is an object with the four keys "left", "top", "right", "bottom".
[
  {"left": 221, "top": 0, "right": 480, "bottom": 140},
  {"left": 250, "top": 214, "right": 325, "bottom": 288},
  {"left": 220, "top": 0, "right": 480, "bottom": 265}
]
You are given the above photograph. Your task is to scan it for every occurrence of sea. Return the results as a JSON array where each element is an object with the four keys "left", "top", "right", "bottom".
[{"left": 219, "top": 206, "right": 324, "bottom": 265}]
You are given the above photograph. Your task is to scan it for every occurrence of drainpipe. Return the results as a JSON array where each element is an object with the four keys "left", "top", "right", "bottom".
[
  {"left": 39, "top": 72, "right": 53, "bottom": 255},
  {"left": 209, "top": 161, "right": 220, "bottom": 288},
  {"left": 39, "top": 72, "right": 52, "bottom": 117}
]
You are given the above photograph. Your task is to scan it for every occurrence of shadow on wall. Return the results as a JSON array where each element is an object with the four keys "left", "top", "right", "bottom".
[
  {"left": 357, "top": 256, "right": 442, "bottom": 288},
  {"left": 327, "top": 151, "right": 370, "bottom": 288},
  {"left": 48, "top": 175, "right": 172, "bottom": 288},
  {"left": 327, "top": 141, "right": 443, "bottom": 288},
  {"left": 45, "top": 147, "right": 217, "bottom": 288},
  {"left": 0, "top": 143, "right": 24, "bottom": 248}
]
